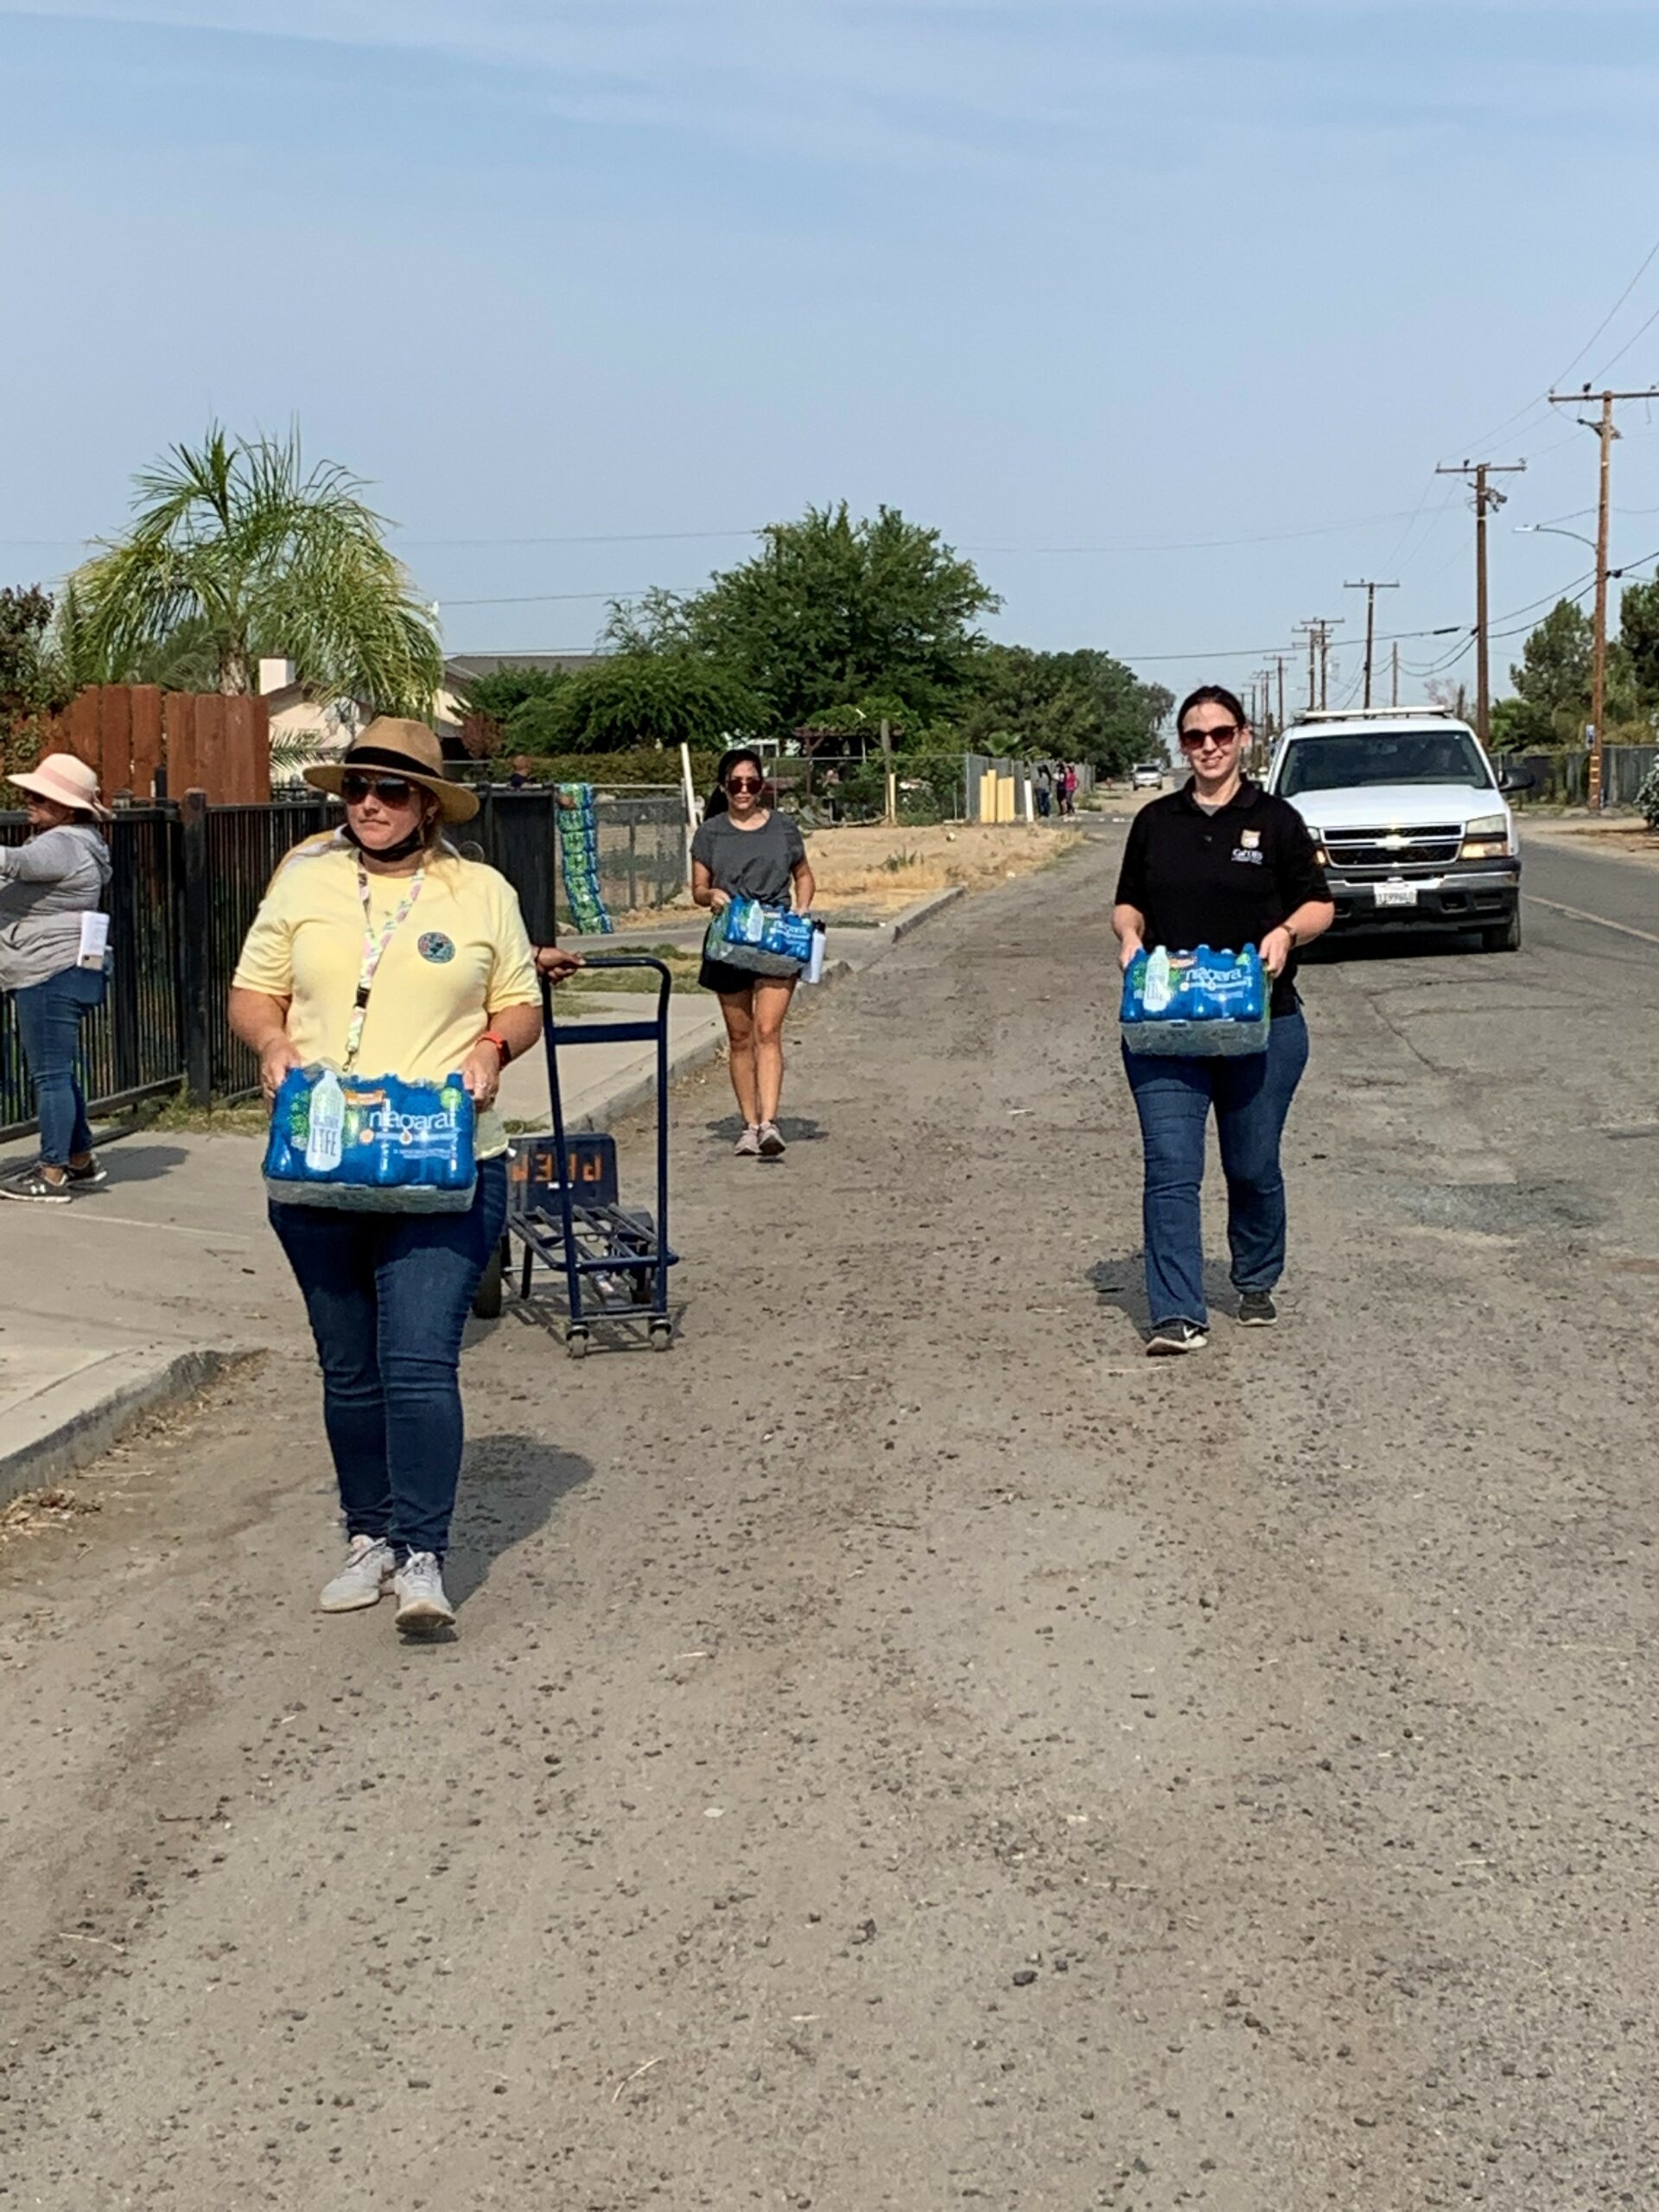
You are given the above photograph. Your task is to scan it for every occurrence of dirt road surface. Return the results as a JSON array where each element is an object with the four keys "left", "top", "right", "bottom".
[{"left": 3, "top": 827, "right": 1657, "bottom": 2209}]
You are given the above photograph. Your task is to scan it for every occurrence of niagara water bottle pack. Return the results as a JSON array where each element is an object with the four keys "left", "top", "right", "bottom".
[
  {"left": 264, "top": 1066, "right": 478, "bottom": 1211},
  {"left": 262, "top": 857, "right": 479, "bottom": 1209},
  {"left": 1119, "top": 944, "right": 1270, "bottom": 1058},
  {"left": 707, "top": 895, "right": 826, "bottom": 981},
  {"left": 556, "top": 783, "right": 614, "bottom": 934}
]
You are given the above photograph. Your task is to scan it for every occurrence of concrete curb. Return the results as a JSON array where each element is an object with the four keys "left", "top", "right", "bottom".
[
  {"left": 1, "top": 1345, "right": 231, "bottom": 1510},
  {"left": 886, "top": 884, "right": 965, "bottom": 941}
]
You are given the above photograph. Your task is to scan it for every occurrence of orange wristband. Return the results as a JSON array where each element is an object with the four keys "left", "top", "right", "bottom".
[{"left": 479, "top": 1029, "right": 512, "bottom": 1067}]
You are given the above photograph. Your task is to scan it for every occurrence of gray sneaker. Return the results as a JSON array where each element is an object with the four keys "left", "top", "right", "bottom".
[
  {"left": 734, "top": 1125, "right": 761, "bottom": 1158},
  {"left": 65, "top": 1158, "right": 108, "bottom": 1190},
  {"left": 319, "top": 1534, "right": 394, "bottom": 1612},
  {"left": 1237, "top": 1290, "right": 1279, "bottom": 1327},
  {"left": 394, "top": 1551, "right": 456, "bottom": 1634},
  {"left": 757, "top": 1122, "right": 786, "bottom": 1159},
  {"left": 0, "top": 1165, "right": 73, "bottom": 1205}
]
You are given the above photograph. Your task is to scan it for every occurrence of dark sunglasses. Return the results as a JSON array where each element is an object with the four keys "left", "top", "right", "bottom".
[
  {"left": 726, "top": 775, "right": 763, "bottom": 792},
  {"left": 340, "top": 772, "right": 416, "bottom": 805},
  {"left": 1179, "top": 723, "right": 1243, "bottom": 748}
]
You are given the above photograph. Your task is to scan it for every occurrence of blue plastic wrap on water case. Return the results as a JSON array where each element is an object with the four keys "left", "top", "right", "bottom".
[
  {"left": 1120, "top": 944, "right": 1271, "bottom": 1058},
  {"left": 264, "top": 1066, "right": 478, "bottom": 1211}
]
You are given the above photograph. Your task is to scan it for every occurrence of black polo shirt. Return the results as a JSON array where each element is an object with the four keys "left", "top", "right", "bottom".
[{"left": 1114, "top": 779, "right": 1329, "bottom": 1017}]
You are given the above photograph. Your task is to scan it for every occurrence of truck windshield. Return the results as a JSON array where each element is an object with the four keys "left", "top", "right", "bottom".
[{"left": 1278, "top": 731, "right": 1491, "bottom": 796}]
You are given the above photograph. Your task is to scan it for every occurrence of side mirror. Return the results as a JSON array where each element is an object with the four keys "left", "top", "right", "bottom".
[{"left": 1496, "top": 760, "right": 1535, "bottom": 794}]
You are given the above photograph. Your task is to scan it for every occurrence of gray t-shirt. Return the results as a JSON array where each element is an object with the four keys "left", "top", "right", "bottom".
[
  {"left": 0, "top": 823, "right": 111, "bottom": 989},
  {"left": 691, "top": 810, "right": 807, "bottom": 906}
]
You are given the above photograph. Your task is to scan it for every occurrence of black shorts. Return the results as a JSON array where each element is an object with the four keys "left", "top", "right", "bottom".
[{"left": 699, "top": 954, "right": 761, "bottom": 995}]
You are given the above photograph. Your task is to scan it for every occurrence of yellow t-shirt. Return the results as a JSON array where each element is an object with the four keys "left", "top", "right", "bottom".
[{"left": 232, "top": 844, "right": 539, "bottom": 1160}]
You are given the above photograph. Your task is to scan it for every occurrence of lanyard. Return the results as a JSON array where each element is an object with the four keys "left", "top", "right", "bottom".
[{"left": 342, "top": 862, "right": 424, "bottom": 1072}]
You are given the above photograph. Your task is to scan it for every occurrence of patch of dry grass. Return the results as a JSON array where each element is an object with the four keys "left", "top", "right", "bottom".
[{"left": 803, "top": 823, "right": 1081, "bottom": 913}]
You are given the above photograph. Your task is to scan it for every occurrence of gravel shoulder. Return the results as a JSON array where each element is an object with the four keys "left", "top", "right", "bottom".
[{"left": 2, "top": 830, "right": 1656, "bottom": 2209}]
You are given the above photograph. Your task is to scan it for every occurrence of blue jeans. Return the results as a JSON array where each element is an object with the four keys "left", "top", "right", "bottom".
[
  {"left": 13, "top": 964, "right": 105, "bottom": 1166},
  {"left": 1122, "top": 1010, "right": 1310, "bottom": 1329},
  {"left": 270, "top": 1156, "right": 509, "bottom": 1561}
]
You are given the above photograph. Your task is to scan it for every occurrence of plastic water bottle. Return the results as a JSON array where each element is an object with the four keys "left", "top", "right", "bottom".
[
  {"left": 305, "top": 1068, "right": 346, "bottom": 1173},
  {"left": 1143, "top": 946, "right": 1173, "bottom": 1015}
]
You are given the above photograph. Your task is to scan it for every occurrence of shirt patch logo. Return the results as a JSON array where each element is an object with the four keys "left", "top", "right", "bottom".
[
  {"left": 1240, "top": 829, "right": 1261, "bottom": 849},
  {"left": 1231, "top": 847, "right": 1264, "bottom": 866},
  {"left": 417, "top": 931, "right": 456, "bottom": 964}
]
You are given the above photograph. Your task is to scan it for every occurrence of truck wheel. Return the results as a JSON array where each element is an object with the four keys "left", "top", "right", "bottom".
[{"left": 1482, "top": 911, "right": 1522, "bottom": 953}]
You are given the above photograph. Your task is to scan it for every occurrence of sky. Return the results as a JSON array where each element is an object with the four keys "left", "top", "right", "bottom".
[{"left": 6, "top": 0, "right": 1659, "bottom": 706}]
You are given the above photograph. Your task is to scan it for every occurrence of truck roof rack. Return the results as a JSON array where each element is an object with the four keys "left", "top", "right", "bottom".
[{"left": 1290, "top": 706, "right": 1457, "bottom": 723}]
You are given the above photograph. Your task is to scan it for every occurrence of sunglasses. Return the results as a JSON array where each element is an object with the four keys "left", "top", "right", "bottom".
[
  {"left": 340, "top": 772, "right": 416, "bottom": 805},
  {"left": 1179, "top": 724, "right": 1243, "bottom": 749},
  {"left": 726, "top": 776, "right": 763, "bottom": 792}
]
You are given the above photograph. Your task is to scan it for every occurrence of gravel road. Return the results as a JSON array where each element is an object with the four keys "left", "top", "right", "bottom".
[{"left": 3, "top": 824, "right": 1656, "bottom": 2210}]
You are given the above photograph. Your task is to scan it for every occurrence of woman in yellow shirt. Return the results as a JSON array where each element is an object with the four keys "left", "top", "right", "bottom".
[{"left": 230, "top": 720, "right": 543, "bottom": 1636}]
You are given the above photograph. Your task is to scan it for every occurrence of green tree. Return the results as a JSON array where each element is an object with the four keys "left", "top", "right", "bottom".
[
  {"left": 953, "top": 644, "right": 1171, "bottom": 774},
  {"left": 511, "top": 655, "right": 761, "bottom": 754},
  {"left": 0, "top": 584, "right": 74, "bottom": 773},
  {"left": 461, "top": 664, "right": 571, "bottom": 728},
  {"left": 69, "top": 425, "right": 442, "bottom": 713},
  {"left": 605, "top": 504, "right": 997, "bottom": 736},
  {"left": 1503, "top": 595, "right": 1644, "bottom": 747},
  {"left": 1618, "top": 575, "right": 1659, "bottom": 715}
]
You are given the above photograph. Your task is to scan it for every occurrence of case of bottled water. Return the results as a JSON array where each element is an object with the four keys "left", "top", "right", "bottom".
[
  {"left": 264, "top": 1065, "right": 479, "bottom": 1211},
  {"left": 1120, "top": 945, "right": 1271, "bottom": 1058},
  {"left": 709, "top": 897, "right": 823, "bottom": 978}
]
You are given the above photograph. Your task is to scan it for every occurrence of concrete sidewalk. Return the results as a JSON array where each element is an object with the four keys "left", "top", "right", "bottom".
[{"left": 0, "top": 887, "right": 962, "bottom": 1504}]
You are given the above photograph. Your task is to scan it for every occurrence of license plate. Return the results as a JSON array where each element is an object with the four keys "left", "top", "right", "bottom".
[{"left": 1374, "top": 880, "right": 1419, "bottom": 908}]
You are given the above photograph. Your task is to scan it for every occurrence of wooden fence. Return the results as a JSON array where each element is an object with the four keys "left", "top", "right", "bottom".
[{"left": 48, "top": 683, "right": 270, "bottom": 804}]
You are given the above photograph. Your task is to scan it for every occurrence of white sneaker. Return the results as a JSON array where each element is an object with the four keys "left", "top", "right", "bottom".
[
  {"left": 319, "top": 1534, "right": 394, "bottom": 1612},
  {"left": 393, "top": 1551, "right": 456, "bottom": 1634}
]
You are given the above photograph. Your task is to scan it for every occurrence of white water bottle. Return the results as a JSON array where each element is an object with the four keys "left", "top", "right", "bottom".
[
  {"left": 1143, "top": 946, "right": 1173, "bottom": 1015},
  {"left": 305, "top": 1068, "right": 346, "bottom": 1173}
]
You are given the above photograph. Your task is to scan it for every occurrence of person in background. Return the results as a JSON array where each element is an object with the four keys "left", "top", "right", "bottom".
[
  {"left": 1112, "top": 684, "right": 1334, "bottom": 1355},
  {"left": 1061, "top": 763, "right": 1079, "bottom": 816},
  {"left": 1034, "top": 765, "right": 1052, "bottom": 819},
  {"left": 229, "top": 718, "right": 543, "bottom": 1635},
  {"left": 0, "top": 753, "right": 113, "bottom": 1205},
  {"left": 507, "top": 753, "right": 534, "bottom": 790},
  {"left": 691, "top": 747, "right": 815, "bottom": 1160}
]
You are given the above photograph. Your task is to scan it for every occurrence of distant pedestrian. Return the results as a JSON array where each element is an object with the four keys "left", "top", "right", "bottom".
[
  {"left": 507, "top": 753, "right": 534, "bottom": 790},
  {"left": 229, "top": 719, "right": 544, "bottom": 1635},
  {"left": 0, "top": 753, "right": 113, "bottom": 1205},
  {"left": 1035, "top": 765, "right": 1052, "bottom": 819},
  {"left": 1112, "top": 684, "right": 1334, "bottom": 1355},
  {"left": 1061, "top": 763, "right": 1079, "bottom": 816},
  {"left": 692, "top": 747, "right": 816, "bottom": 1160}
]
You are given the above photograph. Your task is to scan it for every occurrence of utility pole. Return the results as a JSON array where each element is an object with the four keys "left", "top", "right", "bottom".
[
  {"left": 1344, "top": 579, "right": 1398, "bottom": 708},
  {"left": 1275, "top": 654, "right": 1287, "bottom": 734},
  {"left": 1295, "top": 620, "right": 1341, "bottom": 712},
  {"left": 1435, "top": 458, "right": 1525, "bottom": 752},
  {"left": 1547, "top": 385, "right": 1659, "bottom": 810},
  {"left": 1390, "top": 640, "right": 1400, "bottom": 709}
]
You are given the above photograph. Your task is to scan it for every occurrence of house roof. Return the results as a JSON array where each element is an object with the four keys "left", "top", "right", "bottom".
[{"left": 445, "top": 652, "right": 610, "bottom": 680}]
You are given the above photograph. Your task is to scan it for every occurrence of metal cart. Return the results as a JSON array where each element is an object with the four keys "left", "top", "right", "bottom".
[{"left": 472, "top": 955, "right": 677, "bottom": 1353}]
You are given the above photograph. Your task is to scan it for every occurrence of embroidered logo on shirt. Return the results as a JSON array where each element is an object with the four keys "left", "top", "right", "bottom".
[
  {"left": 1240, "top": 829, "right": 1261, "bottom": 849},
  {"left": 417, "top": 931, "right": 456, "bottom": 964},
  {"left": 1231, "top": 847, "right": 1264, "bottom": 866}
]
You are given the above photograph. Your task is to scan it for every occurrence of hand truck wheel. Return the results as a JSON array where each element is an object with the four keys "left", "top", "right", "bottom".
[
  {"left": 565, "top": 1325, "right": 590, "bottom": 1360},
  {"left": 649, "top": 1318, "right": 673, "bottom": 1351}
]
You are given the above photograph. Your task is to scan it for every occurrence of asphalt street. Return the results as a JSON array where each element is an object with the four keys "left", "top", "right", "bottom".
[{"left": 2, "top": 822, "right": 1656, "bottom": 2210}]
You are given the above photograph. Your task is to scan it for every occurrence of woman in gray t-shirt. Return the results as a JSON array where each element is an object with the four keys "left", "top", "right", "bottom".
[{"left": 690, "top": 748, "right": 816, "bottom": 1160}]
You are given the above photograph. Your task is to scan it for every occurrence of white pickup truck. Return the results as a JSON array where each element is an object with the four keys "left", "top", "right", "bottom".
[{"left": 1263, "top": 707, "right": 1532, "bottom": 954}]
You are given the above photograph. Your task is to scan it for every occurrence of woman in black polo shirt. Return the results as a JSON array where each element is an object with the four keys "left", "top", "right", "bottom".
[{"left": 1112, "top": 684, "right": 1335, "bottom": 1354}]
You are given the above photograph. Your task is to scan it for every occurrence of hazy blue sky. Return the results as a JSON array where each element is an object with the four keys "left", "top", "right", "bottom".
[{"left": 7, "top": 1, "right": 1659, "bottom": 702}]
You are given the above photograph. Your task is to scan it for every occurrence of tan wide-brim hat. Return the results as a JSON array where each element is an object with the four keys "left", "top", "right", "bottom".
[
  {"left": 304, "top": 717, "right": 480, "bottom": 823},
  {"left": 8, "top": 752, "right": 112, "bottom": 819}
]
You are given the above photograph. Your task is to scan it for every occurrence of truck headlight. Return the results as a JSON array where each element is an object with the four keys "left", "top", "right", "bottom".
[
  {"left": 1304, "top": 826, "right": 1331, "bottom": 866},
  {"left": 1461, "top": 813, "right": 1512, "bottom": 861}
]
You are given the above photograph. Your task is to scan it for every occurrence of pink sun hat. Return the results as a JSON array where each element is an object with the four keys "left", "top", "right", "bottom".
[{"left": 7, "top": 753, "right": 112, "bottom": 819}]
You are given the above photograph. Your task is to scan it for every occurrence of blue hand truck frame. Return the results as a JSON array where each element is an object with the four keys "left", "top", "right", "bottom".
[{"left": 472, "top": 955, "right": 678, "bottom": 1355}]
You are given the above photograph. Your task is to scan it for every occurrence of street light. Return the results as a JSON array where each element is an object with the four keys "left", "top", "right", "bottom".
[{"left": 1514, "top": 522, "right": 1597, "bottom": 553}]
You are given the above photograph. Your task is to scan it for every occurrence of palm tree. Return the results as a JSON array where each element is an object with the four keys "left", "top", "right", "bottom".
[{"left": 68, "top": 425, "right": 443, "bottom": 714}]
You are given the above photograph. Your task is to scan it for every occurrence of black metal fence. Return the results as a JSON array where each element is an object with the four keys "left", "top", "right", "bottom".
[{"left": 1, "top": 787, "right": 690, "bottom": 1140}]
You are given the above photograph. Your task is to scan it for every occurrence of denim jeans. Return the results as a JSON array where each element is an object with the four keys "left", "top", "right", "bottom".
[
  {"left": 13, "top": 963, "right": 105, "bottom": 1166},
  {"left": 1122, "top": 1009, "right": 1310, "bottom": 1329},
  {"left": 270, "top": 1155, "right": 509, "bottom": 1561}
]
